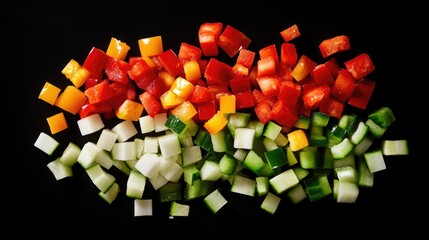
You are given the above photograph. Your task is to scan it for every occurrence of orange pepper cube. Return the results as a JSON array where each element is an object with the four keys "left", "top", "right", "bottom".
[
  {"left": 70, "top": 67, "right": 90, "bottom": 88},
  {"left": 171, "top": 100, "right": 197, "bottom": 122},
  {"left": 39, "top": 82, "right": 61, "bottom": 105},
  {"left": 287, "top": 129, "right": 309, "bottom": 151},
  {"left": 170, "top": 76, "right": 195, "bottom": 99},
  {"left": 138, "top": 36, "right": 163, "bottom": 57},
  {"left": 55, "top": 85, "right": 87, "bottom": 115},
  {"left": 47, "top": 112, "right": 68, "bottom": 134},
  {"left": 106, "top": 37, "right": 130, "bottom": 60},
  {"left": 204, "top": 111, "right": 228, "bottom": 134},
  {"left": 116, "top": 99, "right": 145, "bottom": 121},
  {"left": 183, "top": 60, "right": 201, "bottom": 84},
  {"left": 220, "top": 95, "right": 236, "bottom": 114},
  {"left": 61, "top": 59, "right": 81, "bottom": 79},
  {"left": 160, "top": 90, "right": 186, "bottom": 109}
]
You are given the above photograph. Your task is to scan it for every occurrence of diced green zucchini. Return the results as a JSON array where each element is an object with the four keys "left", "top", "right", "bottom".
[
  {"left": 86, "top": 164, "right": 116, "bottom": 193},
  {"left": 287, "top": 183, "right": 307, "bottom": 204},
  {"left": 381, "top": 139, "right": 409, "bottom": 155},
  {"left": 255, "top": 176, "right": 269, "bottom": 197},
  {"left": 218, "top": 154, "right": 237, "bottom": 175},
  {"left": 303, "top": 174, "right": 332, "bottom": 202},
  {"left": 204, "top": 189, "right": 228, "bottom": 214},
  {"left": 263, "top": 121, "right": 282, "bottom": 140},
  {"left": 260, "top": 192, "right": 281, "bottom": 214},
  {"left": 170, "top": 201, "right": 190, "bottom": 217},
  {"left": 230, "top": 175, "right": 256, "bottom": 197},
  {"left": 47, "top": 158, "right": 73, "bottom": 180},
  {"left": 242, "top": 150, "right": 265, "bottom": 175},
  {"left": 126, "top": 170, "right": 146, "bottom": 199},
  {"left": 159, "top": 182, "right": 182, "bottom": 202},
  {"left": 269, "top": 169, "right": 299, "bottom": 194},
  {"left": 265, "top": 147, "right": 288, "bottom": 169},
  {"left": 59, "top": 142, "right": 81, "bottom": 167},
  {"left": 330, "top": 138, "right": 354, "bottom": 159},
  {"left": 364, "top": 149, "right": 386, "bottom": 173},
  {"left": 311, "top": 111, "right": 330, "bottom": 127},
  {"left": 99, "top": 182, "right": 120, "bottom": 204},
  {"left": 350, "top": 121, "right": 368, "bottom": 145},
  {"left": 368, "top": 106, "right": 396, "bottom": 128},
  {"left": 294, "top": 115, "right": 311, "bottom": 129}
]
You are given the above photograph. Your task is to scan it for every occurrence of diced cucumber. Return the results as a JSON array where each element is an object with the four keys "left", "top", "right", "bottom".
[
  {"left": 134, "top": 199, "right": 153, "bottom": 216},
  {"left": 265, "top": 147, "right": 288, "bottom": 169},
  {"left": 111, "top": 141, "right": 136, "bottom": 161},
  {"left": 334, "top": 180, "right": 359, "bottom": 203},
  {"left": 99, "top": 182, "right": 120, "bottom": 204},
  {"left": 194, "top": 128, "right": 213, "bottom": 153},
  {"left": 303, "top": 174, "right": 332, "bottom": 202},
  {"left": 135, "top": 153, "right": 160, "bottom": 179},
  {"left": 160, "top": 161, "right": 183, "bottom": 182},
  {"left": 368, "top": 106, "right": 396, "bottom": 128},
  {"left": 34, "top": 132, "right": 59, "bottom": 156},
  {"left": 365, "top": 118, "right": 387, "bottom": 138},
  {"left": 97, "top": 129, "right": 118, "bottom": 151},
  {"left": 138, "top": 115, "right": 155, "bottom": 134},
  {"left": 77, "top": 142, "right": 102, "bottom": 169},
  {"left": 357, "top": 157, "right": 374, "bottom": 187},
  {"left": 153, "top": 112, "right": 168, "bottom": 132},
  {"left": 77, "top": 113, "right": 105, "bottom": 136},
  {"left": 86, "top": 164, "right": 116, "bottom": 193},
  {"left": 330, "top": 138, "right": 354, "bottom": 159},
  {"left": 350, "top": 121, "right": 368, "bottom": 145},
  {"left": 181, "top": 145, "right": 203, "bottom": 167},
  {"left": 143, "top": 136, "right": 158, "bottom": 154},
  {"left": 230, "top": 175, "right": 256, "bottom": 197},
  {"left": 381, "top": 140, "right": 409, "bottom": 155},
  {"left": 286, "top": 183, "right": 307, "bottom": 204},
  {"left": 111, "top": 120, "right": 138, "bottom": 142},
  {"left": 263, "top": 121, "right": 282, "bottom": 140},
  {"left": 299, "top": 150, "right": 320, "bottom": 169},
  {"left": 311, "top": 111, "right": 330, "bottom": 127},
  {"left": 334, "top": 165, "right": 358, "bottom": 183},
  {"left": 170, "top": 201, "right": 190, "bottom": 217},
  {"left": 353, "top": 135, "right": 373, "bottom": 157},
  {"left": 242, "top": 150, "right": 266, "bottom": 175},
  {"left": 158, "top": 133, "right": 182, "bottom": 158},
  {"left": 234, "top": 127, "right": 256, "bottom": 150},
  {"left": 246, "top": 119, "right": 265, "bottom": 138},
  {"left": 204, "top": 189, "right": 228, "bottom": 214},
  {"left": 269, "top": 169, "right": 299, "bottom": 194},
  {"left": 126, "top": 170, "right": 147, "bottom": 199},
  {"left": 200, "top": 160, "right": 223, "bottom": 181},
  {"left": 159, "top": 182, "right": 182, "bottom": 202},
  {"left": 59, "top": 142, "right": 81, "bottom": 167},
  {"left": 47, "top": 158, "right": 73, "bottom": 180},
  {"left": 294, "top": 115, "right": 311, "bottom": 129},
  {"left": 255, "top": 176, "right": 269, "bottom": 197},
  {"left": 364, "top": 149, "right": 386, "bottom": 173},
  {"left": 260, "top": 192, "right": 281, "bottom": 214},
  {"left": 218, "top": 154, "right": 237, "bottom": 175},
  {"left": 183, "top": 165, "right": 200, "bottom": 185}
]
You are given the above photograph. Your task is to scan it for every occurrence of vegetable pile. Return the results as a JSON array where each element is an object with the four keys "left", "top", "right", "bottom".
[{"left": 34, "top": 22, "right": 409, "bottom": 216}]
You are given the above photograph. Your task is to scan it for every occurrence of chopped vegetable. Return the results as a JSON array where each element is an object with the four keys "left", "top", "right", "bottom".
[{"left": 35, "top": 21, "right": 409, "bottom": 218}]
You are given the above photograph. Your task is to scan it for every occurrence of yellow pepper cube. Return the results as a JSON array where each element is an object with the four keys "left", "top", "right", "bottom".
[
  {"left": 138, "top": 36, "right": 163, "bottom": 57},
  {"left": 170, "top": 76, "right": 195, "bottom": 99},
  {"left": 106, "top": 37, "right": 130, "bottom": 60},
  {"left": 219, "top": 95, "right": 236, "bottom": 114},
  {"left": 39, "top": 82, "right": 61, "bottom": 105},
  {"left": 160, "top": 90, "right": 186, "bottom": 109},
  {"left": 70, "top": 67, "right": 90, "bottom": 88},
  {"left": 55, "top": 85, "right": 87, "bottom": 115},
  {"left": 47, "top": 112, "right": 68, "bottom": 134},
  {"left": 183, "top": 60, "right": 201, "bottom": 84},
  {"left": 287, "top": 129, "right": 309, "bottom": 151},
  {"left": 116, "top": 99, "right": 145, "bottom": 121},
  {"left": 171, "top": 100, "right": 197, "bottom": 122},
  {"left": 158, "top": 71, "right": 175, "bottom": 88},
  {"left": 204, "top": 111, "right": 228, "bottom": 135},
  {"left": 61, "top": 59, "right": 81, "bottom": 79}
]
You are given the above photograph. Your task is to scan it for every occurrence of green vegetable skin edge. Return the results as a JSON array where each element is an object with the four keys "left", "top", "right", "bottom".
[{"left": 36, "top": 22, "right": 409, "bottom": 217}]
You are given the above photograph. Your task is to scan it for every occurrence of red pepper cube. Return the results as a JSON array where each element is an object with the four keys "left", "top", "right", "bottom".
[
  {"left": 280, "top": 24, "right": 301, "bottom": 42},
  {"left": 331, "top": 68, "right": 357, "bottom": 103},
  {"left": 311, "top": 64, "right": 335, "bottom": 86},
  {"left": 319, "top": 97, "right": 345, "bottom": 119},
  {"left": 280, "top": 43, "right": 298, "bottom": 68},
  {"left": 229, "top": 77, "right": 251, "bottom": 94},
  {"left": 83, "top": 47, "right": 109, "bottom": 79},
  {"left": 344, "top": 53, "right": 375, "bottom": 79},
  {"left": 235, "top": 91, "right": 255, "bottom": 110},
  {"left": 204, "top": 58, "right": 235, "bottom": 86},
  {"left": 157, "top": 49, "right": 184, "bottom": 78},
  {"left": 319, "top": 35, "right": 351, "bottom": 58},
  {"left": 105, "top": 58, "right": 130, "bottom": 85},
  {"left": 347, "top": 78, "right": 376, "bottom": 110},
  {"left": 84, "top": 80, "right": 114, "bottom": 105},
  {"left": 218, "top": 25, "right": 251, "bottom": 58},
  {"left": 198, "top": 22, "right": 223, "bottom": 57},
  {"left": 277, "top": 81, "right": 301, "bottom": 107}
]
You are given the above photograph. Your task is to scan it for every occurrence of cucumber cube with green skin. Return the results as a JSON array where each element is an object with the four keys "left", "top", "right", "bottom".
[
  {"left": 299, "top": 150, "right": 320, "bottom": 169},
  {"left": 242, "top": 150, "right": 265, "bottom": 175},
  {"left": 204, "top": 189, "right": 228, "bottom": 214},
  {"left": 368, "top": 106, "right": 396, "bottom": 128},
  {"left": 261, "top": 192, "right": 281, "bottom": 215},
  {"left": 218, "top": 154, "right": 237, "bottom": 175},
  {"left": 303, "top": 174, "right": 332, "bottom": 202},
  {"left": 263, "top": 121, "right": 282, "bottom": 140},
  {"left": 194, "top": 128, "right": 213, "bottom": 153},
  {"left": 269, "top": 169, "right": 299, "bottom": 194},
  {"left": 265, "top": 147, "right": 288, "bottom": 169},
  {"left": 159, "top": 182, "right": 182, "bottom": 202},
  {"left": 364, "top": 149, "right": 386, "bottom": 173},
  {"left": 311, "top": 111, "right": 330, "bottom": 127}
]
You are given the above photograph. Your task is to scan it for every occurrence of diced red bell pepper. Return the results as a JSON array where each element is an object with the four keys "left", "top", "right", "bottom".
[
  {"left": 254, "top": 101, "right": 272, "bottom": 124},
  {"left": 330, "top": 68, "right": 357, "bottom": 103},
  {"left": 257, "top": 57, "right": 276, "bottom": 78},
  {"left": 311, "top": 63, "right": 335, "bottom": 86},
  {"left": 344, "top": 53, "right": 375, "bottom": 79},
  {"left": 178, "top": 42, "right": 203, "bottom": 63},
  {"left": 319, "top": 97, "right": 344, "bottom": 119},
  {"left": 139, "top": 91, "right": 163, "bottom": 117},
  {"left": 144, "top": 75, "right": 171, "bottom": 99},
  {"left": 157, "top": 49, "right": 184, "bottom": 78},
  {"left": 324, "top": 58, "right": 341, "bottom": 79},
  {"left": 105, "top": 58, "right": 130, "bottom": 85},
  {"left": 229, "top": 77, "right": 251, "bottom": 94},
  {"left": 302, "top": 85, "right": 331, "bottom": 110},
  {"left": 319, "top": 35, "right": 351, "bottom": 58},
  {"left": 218, "top": 25, "right": 251, "bottom": 58},
  {"left": 83, "top": 47, "right": 109, "bottom": 79},
  {"left": 236, "top": 48, "right": 255, "bottom": 69},
  {"left": 198, "top": 102, "right": 217, "bottom": 121},
  {"left": 235, "top": 90, "right": 254, "bottom": 110},
  {"left": 257, "top": 76, "right": 281, "bottom": 98},
  {"left": 127, "top": 57, "right": 157, "bottom": 89},
  {"left": 198, "top": 22, "right": 223, "bottom": 57},
  {"left": 280, "top": 42, "right": 298, "bottom": 68},
  {"left": 271, "top": 99, "right": 299, "bottom": 127},
  {"left": 189, "top": 85, "right": 211, "bottom": 105},
  {"left": 79, "top": 100, "right": 113, "bottom": 119},
  {"left": 259, "top": 44, "right": 279, "bottom": 67},
  {"left": 277, "top": 63, "right": 293, "bottom": 82},
  {"left": 280, "top": 24, "right": 301, "bottom": 42},
  {"left": 347, "top": 78, "right": 376, "bottom": 110},
  {"left": 204, "top": 58, "right": 235, "bottom": 86},
  {"left": 277, "top": 81, "right": 301, "bottom": 107},
  {"left": 84, "top": 80, "right": 114, "bottom": 104}
]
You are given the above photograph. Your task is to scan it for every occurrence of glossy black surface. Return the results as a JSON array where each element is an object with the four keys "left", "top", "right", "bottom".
[{"left": 6, "top": 1, "right": 421, "bottom": 237}]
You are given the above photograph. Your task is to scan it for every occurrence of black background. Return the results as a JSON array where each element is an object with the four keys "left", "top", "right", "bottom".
[{"left": 4, "top": 1, "right": 423, "bottom": 237}]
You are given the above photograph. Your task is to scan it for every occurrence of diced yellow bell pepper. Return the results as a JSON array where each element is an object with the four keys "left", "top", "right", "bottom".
[
  {"left": 160, "top": 90, "right": 186, "bottom": 109},
  {"left": 219, "top": 95, "right": 236, "bottom": 114},
  {"left": 55, "top": 85, "right": 87, "bottom": 115},
  {"left": 106, "top": 37, "right": 130, "bottom": 60},
  {"left": 47, "top": 112, "right": 68, "bottom": 134},
  {"left": 204, "top": 111, "right": 228, "bottom": 134},
  {"left": 287, "top": 129, "right": 309, "bottom": 151},
  {"left": 158, "top": 70, "right": 175, "bottom": 88},
  {"left": 171, "top": 100, "right": 197, "bottom": 122},
  {"left": 39, "top": 82, "right": 61, "bottom": 105},
  {"left": 138, "top": 36, "right": 163, "bottom": 57},
  {"left": 61, "top": 59, "right": 90, "bottom": 88},
  {"left": 116, "top": 99, "right": 145, "bottom": 121},
  {"left": 183, "top": 60, "right": 201, "bottom": 84},
  {"left": 170, "top": 76, "right": 195, "bottom": 99}
]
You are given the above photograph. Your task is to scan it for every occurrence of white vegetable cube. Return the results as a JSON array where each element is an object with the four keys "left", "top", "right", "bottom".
[
  {"left": 139, "top": 115, "right": 155, "bottom": 134},
  {"left": 269, "top": 169, "right": 299, "bottom": 194},
  {"left": 86, "top": 164, "right": 116, "bottom": 193},
  {"left": 200, "top": 160, "right": 223, "bottom": 181},
  {"left": 47, "top": 158, "right": 73, "bottom": 180},
  {"left": 111, "top": 142, "right": 136, "bottom": 161},
  {"left": 144, "top": 136, "right": 159, "bottom": 153},
  {"left": 77, "top": 142, "right": 102, "bottom": 169},
  {"left": 135, "top": 153, "right": 160, "bottom": 179},
  {"left": 335, "top": 181, "right": 359, "bottom": 203},
  {"left": 381, "top": 140, "right": 409, "bottom": 155},
  {"left": 134, "top": 138, "right": 145, "bottom": 159},
  {"left": 127, "top": 170, "right": 147, "bottom": 199},
  {"left": 148, "top": 174, "right": 169, "bottom": 190},
  {"left": 234, "top": 128, "right": 255, "bottom": 149},
  {"left": 261, "top": 192, "right": 281, "bottom": 214},
  {"left": 112, "top": 120, "right": 138, "bottom": 142},
  {"left": 59, "top": 142, "right": 81, "bottom": 167},
  {"left": 231, "top": 175, "right": 256, "bottom": 197},
  {"left": 34, "top": 132, "right": 59, "bottom": 156},
  {"left": 134, "top": 199, "right": 153, "bottom": 216},
  {"left": 170, "top": 201, "right": 190, "bottom": 217},
  {"left": 96, "top": 129, "right": 118, "bottom": 151},
  {"left": 77, "top": 113, "right": 105, "bottom": 136},
  {"left": 99, "top": 182, "right": 120, "bottom": 204},
  {"left": 154, "top": 113, "right": 168, "bottom": 132},
  {"left": 160, "top": 161, "right": 183, "bottom": 182},
  {"left": 181, "top": 145, "right": 202, "bottom": 167},
  {"left": 158, "top": 134, "right": 182, "bottom": 158},
  {"left": 287, "top": 184, "right": 307, "bottom": 204},
  {"left": 364, "top": 149, "right": 386, "bottom": 173},
  {"left": 95, "top": 150, "right": 113, "bottom": 169},
  {"left": 204, "top": 189, "right": 228, "bottom": 214}
]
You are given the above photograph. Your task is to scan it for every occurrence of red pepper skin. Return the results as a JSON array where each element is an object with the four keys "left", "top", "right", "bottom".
[
  {"left": 319, "top": 97, "right": 344, "bottom": 119},
  {"left": 157, "top": 49, "right": 184, "bottom": 78},
  {"left": 218, "top": 25, "right": 251, "bottom": 58},
  {"left": 319, "top": 35, "right": 351, "bottom": 58},
  {"left": 302, "top": 85, "right": 331, "bottom": 110},
  {"left": 235, "top": 91, "right": 254, "bottom": 110},
  {"left": 139, "top": 91, "right": 163, "bottom": 117},
  {"left": 198, "top": 22, "right": 223, "bottom": 57},
  {"left": 330, "top": 68, "right": 357, "bottom": 103},
  {"left": 347, "top": 78, "right": 376, "bottom": 110},
  {"left": 204, "top": 58, "right": 235, "bottom": 86},
  {"left": 105, "top": 58, "right": 130, "bottom": 85},
  {"left": 83, "top": 47, "right": 109, "bottom": 79},
  {"left": 344, "top": 53, "right": 375, "bottom": 79}
]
